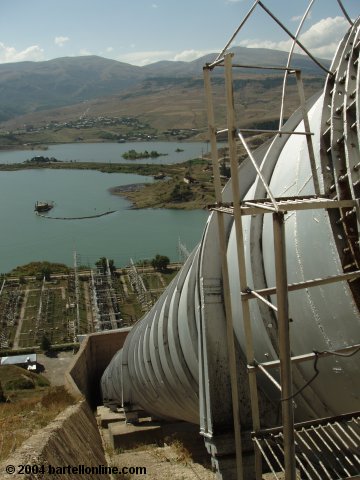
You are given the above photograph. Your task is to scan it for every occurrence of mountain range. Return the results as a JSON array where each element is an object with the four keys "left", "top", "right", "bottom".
[{"left": 0, "top": 48, "right": 330, "bottom": 129}]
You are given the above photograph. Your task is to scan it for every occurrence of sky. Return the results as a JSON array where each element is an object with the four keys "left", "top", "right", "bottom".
[{"left": 0, "top": 0, "right": 358, "bottom": 66}]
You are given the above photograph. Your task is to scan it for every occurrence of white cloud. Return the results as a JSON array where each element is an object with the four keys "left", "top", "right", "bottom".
[
  {"left": 117, "top": 50, "right": 173, "bottom": 66},
  {"left": 151, "top": 3, "right": 158, "bottom": 8},
  {"left": 291, "top": 11, "right": 312, "bottom": 22},
  {"left": 239, "top": 38, "right": 291, "bottom": 51},
  {"left": 173, "top": 49, "right": 213, "bottom": 62},
  {"left": 297, "top": 16, "right": 349, "bottom": 57},
  {"left": 238, "top": 16, "right": 350, "bottom": 59},
  {"left": 54, "top": 36, "right": 70, "bottom": 47},
  {"left": 0, "top": 42, "right": 44, "bottom": 63},
  {"left": 117, "top": 48, "right": 215, "bottom": 66}
]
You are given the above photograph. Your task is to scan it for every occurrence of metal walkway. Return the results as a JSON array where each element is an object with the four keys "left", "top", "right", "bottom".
[{"left": 253, "top": 412, "right": 360, "bottom": 480}]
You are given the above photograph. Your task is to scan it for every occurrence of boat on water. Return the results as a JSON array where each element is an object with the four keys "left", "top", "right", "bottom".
[{"left": 34, "top": 201, "right": 54, "bottom": 212}]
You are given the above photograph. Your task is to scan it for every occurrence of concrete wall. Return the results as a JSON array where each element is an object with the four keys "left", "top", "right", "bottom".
[
  {"left": 65, "top": 327, "right": 131, "bottom": 406},
  {"left": 0, "top": 329, "right": 131, "bottom": 479},
  {"left": 0, "top": 401, "right": 110, "bottom": 480}
]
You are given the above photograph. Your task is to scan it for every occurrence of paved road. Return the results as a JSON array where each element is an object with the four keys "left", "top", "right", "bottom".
[{"left": 37, "top": 351, "right": 75, "bottom": 386}]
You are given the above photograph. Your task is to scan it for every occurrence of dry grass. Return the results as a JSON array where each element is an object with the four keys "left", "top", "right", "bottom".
[
  {"left": 112, "top": 159, "right": 217, "bottom": 210},
  {"left": 160, "top": 440, "right": 193, "bottom": 465},
  {"left": 109, "top": 440, "right": 215, "bottom": 480},
  {"left": 0, "top": 367, "right": 75, "bottom": 462}
]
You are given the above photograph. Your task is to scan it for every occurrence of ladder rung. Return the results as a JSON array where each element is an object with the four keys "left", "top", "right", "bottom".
[
  {"left": 335, "top": 104, "right": 344, "bottom": 114},
  {"left": 346, "top": 207, "right": 356, "bottom": 216},
  {"left": 346, "top": 98, "right": 356, "bottom": 111},
  {"left": 349, "top": 275, "right": 360, "bottom": 283},
  {"left": 343, "top": 262, "right": 358, "bottom": 270},
  {"left": 323, "top": 125, "right": 331, "bottom": 137},
  {"left": 336, "top": 208, "right": 356, "bottom": 224},
  {"left": 338, "top": 173, "right": 348, "bottom": 183},
  {"left": 338, "top": 73, "right": 346, "bottom": 84}
]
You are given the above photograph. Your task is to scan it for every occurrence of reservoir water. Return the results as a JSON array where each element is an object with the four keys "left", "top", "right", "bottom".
[
  {"left": 0, "top": 141, "right": 210, "bottom": 165},
  {"left": 0, "top": 142, "right": 211, "bottom": 273},
  {"left": 0, "top": 168, "right": 208, "bottom": 273}
]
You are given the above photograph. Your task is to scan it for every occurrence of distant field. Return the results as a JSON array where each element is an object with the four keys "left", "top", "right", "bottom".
[{"left": 0, "top": 262, "right": 181, "bottom": 354}]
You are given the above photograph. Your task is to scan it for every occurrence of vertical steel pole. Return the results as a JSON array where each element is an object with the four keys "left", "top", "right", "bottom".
[
  {"left": 272, "top": 212, "right": 297, "bottom": 480},
  {"left": 224, "top": 53, "right": 263, "bottom": 480},
  {"left": 204, "top": 65, "right": 244, "bottom": 480},
  {"left": 295, "top": 70, "right": 320, "bottom": 196}
]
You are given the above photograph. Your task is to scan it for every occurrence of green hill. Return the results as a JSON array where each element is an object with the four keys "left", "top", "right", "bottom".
[{"left": 0, "top": 49, "right": 329, "bottom": 126}]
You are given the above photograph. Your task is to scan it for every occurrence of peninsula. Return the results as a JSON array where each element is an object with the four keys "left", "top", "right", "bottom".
[
  {"left": 0, "top": 133, "right": 269, "bottom": 209},
  {"left": 0, "top": 158, "right": 218, "bottom": 210}
]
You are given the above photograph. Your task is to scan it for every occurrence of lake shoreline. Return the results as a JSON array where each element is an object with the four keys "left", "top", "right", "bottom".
[
  {"left": 0, "top": 168, "right": 209, "bottom": 273},
  {"left": 0, "top": 158, "right": 217, "bottom": 210},
  {"left": 109, "top": 183, "right": 148, "bottom": 194},
  {"left": 0, "top": 138, "right": 204, "bottom": 152}
]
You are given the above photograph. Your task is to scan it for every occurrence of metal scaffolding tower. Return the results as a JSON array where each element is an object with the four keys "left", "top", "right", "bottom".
[
  {"left": 89, "top": 259, "right": 123, "bottom": 331},
  {"left": 128, "top": 258, "right": 153, "bottom": 312},
  {"left": 204, "top": 2, "right": 360, "bottom": 478}
]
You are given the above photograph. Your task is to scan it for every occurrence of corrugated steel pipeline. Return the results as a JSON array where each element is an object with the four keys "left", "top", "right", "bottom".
[{"left": 101, "top": 15, "right": 360, "bottom": 432}]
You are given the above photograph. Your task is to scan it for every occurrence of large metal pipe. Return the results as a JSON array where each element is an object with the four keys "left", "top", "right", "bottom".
[{"left": 101, "top": 17, "right": 360, "bottom": 426}]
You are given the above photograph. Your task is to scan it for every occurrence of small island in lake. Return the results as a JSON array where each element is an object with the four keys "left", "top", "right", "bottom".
[
  {"left": 122, "top": 149, "right": 168, "bottom": 160},
  {"left": 24, "top": 156, "right": 59, "bottom": 164}
]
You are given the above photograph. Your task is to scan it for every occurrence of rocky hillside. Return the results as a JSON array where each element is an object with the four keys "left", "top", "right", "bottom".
[{"left": 0, "top": 48, "right": 329, "bottom": 125}]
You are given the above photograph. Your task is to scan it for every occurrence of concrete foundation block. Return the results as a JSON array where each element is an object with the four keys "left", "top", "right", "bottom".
[
  {"left": 108, "top": 421, "right": 163, "bottom": 450},
  {"left": 211, "top": 454, "right": 256, "bottom": 480},
  {"left": 96, "top": 406, "right": 126, "bottom": 428},
  {"left": 125, "top": 410, "right": 140, "bottom": 424}
]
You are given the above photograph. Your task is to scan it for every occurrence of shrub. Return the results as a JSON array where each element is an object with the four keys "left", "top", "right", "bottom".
[
  {"left": 6, "top": 377, "right": 35, "bottom": 390},
  {"left": 151, "top": 255, "right": 170, "bottom": 272},
  {"left": 41, "top": 334, "right": 51, "bottom": 352},
  {"left": 0, "top": 381, "right": 6, "bottom": 402}
]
